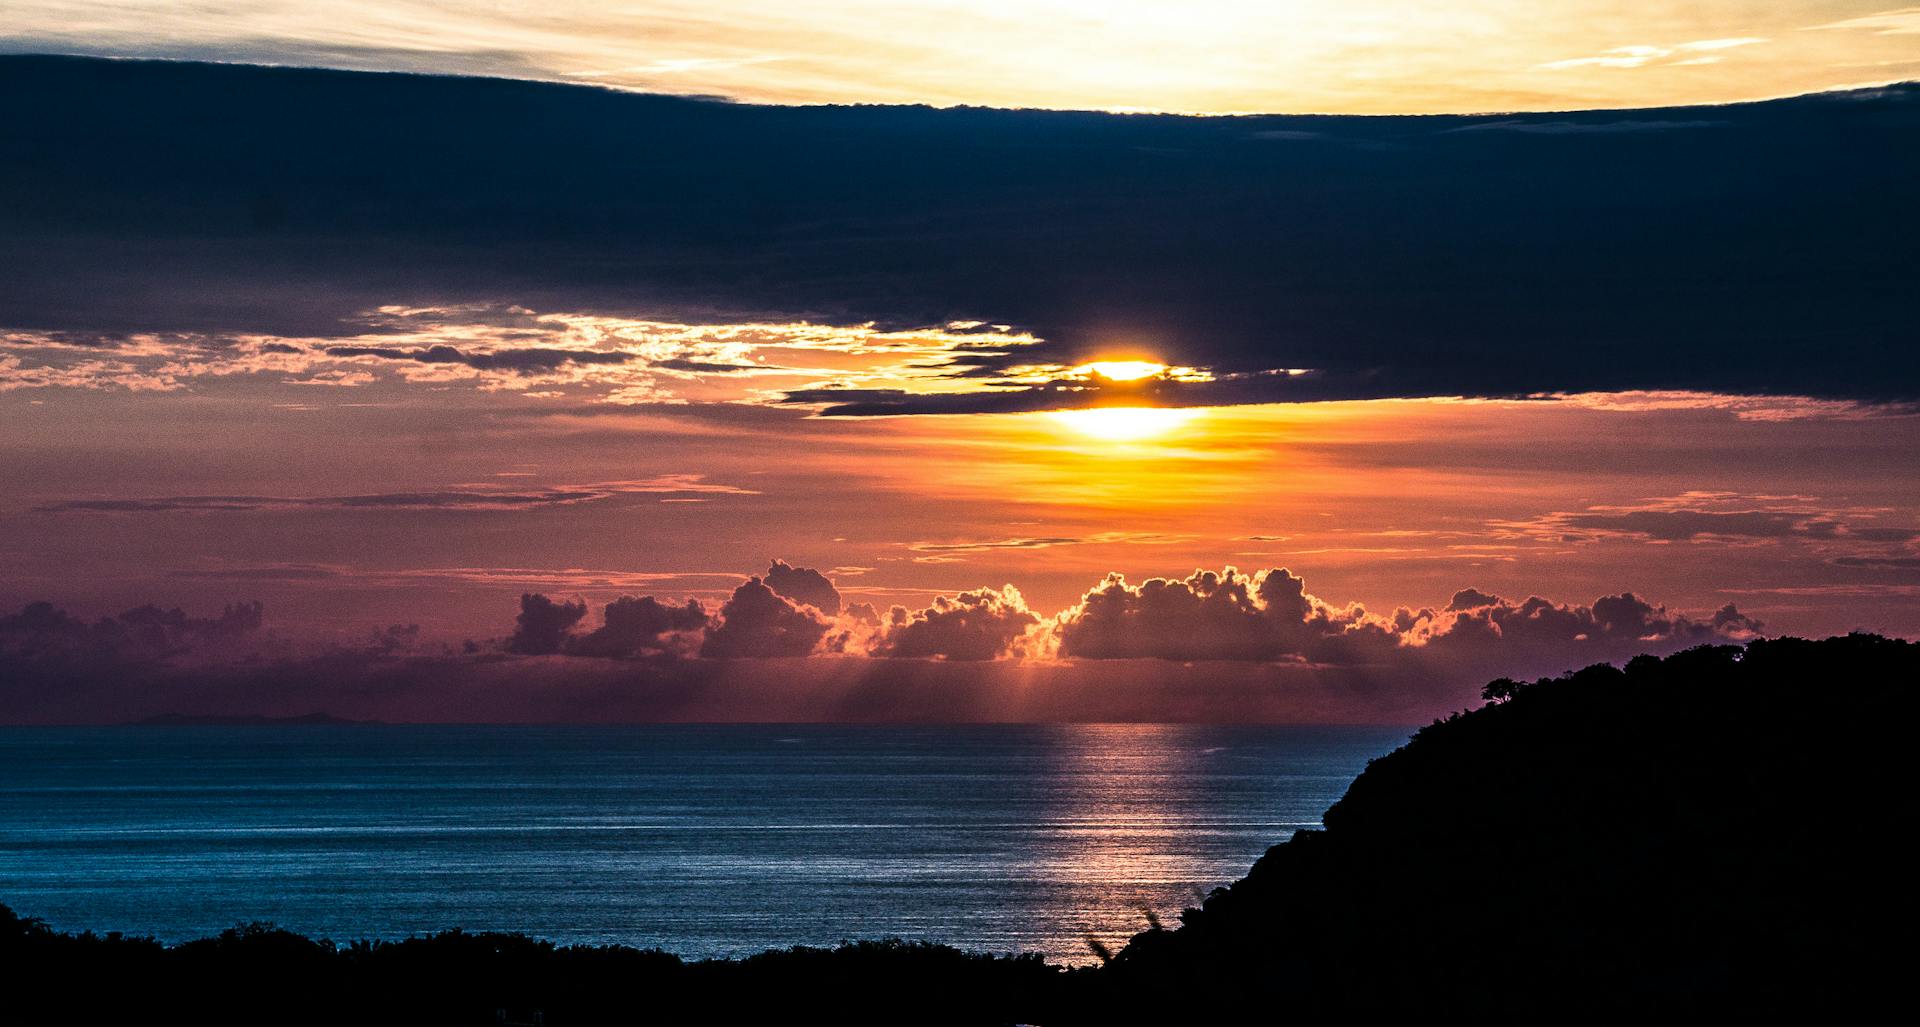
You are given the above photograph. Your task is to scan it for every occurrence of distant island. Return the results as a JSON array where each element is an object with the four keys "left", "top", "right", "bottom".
[
  {"left": 131, "top": 712, "right": 380, "bottom": 727},
  {"left": 9, "top": 633, "right": 1914, "bottom": 1024}
]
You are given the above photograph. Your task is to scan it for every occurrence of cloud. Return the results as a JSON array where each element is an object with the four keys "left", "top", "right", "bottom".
[
  {"left": 1035, "top": 567, "right": 1763, "bottom": 698},
  {"left": 1417, "top": 590, "right": 1763, "bottom": 666},
  {"left": 0, "top": 352, "right": 185, "bottom": 393},
  {"left": 0, "top": 563, "right": 1774, "bottom": 724},
  {"left": 1678, "top": 38, "right": 1770, "bottom": 51},
  {"left": 323, "top": 344, "right": 638, "bottom": 372},
  {"left": 1, "top": 303, "right": 1071, "bottom": 412},
  {"left": 1445, "top": 588, "right": 1503, "bottom": 611},
  {"left": 0, "top": 598, "right": 264, "bottom": 664},
  {"left": 498, "top": 562, "right": 1766, "bottom": 675},
  {"left": 1811, "top": 8, "right": 1920, "bottom": 35},
  {"left": 1554, "top": 510, "right": 1839, "bottom": 541},
  {"left": 874, "top": 586, "right": 1041, "bottom": 661},
  {"left": 498, "top": 560, "right": 849, "bottom": 662},
  {"left": 1537, "top": 38, "right": 1766, "bottom": 70},
  {"left": 763, "top": 559, "right": 841, "bottom": 616},
  {"left": 1539, "top": 45, "right": 1674, "bottom": 70},
  {"left": 1051, "top": 567, "right": 1400, "bottom": 663},
  {"left": 567, "top": 595, "right": 709, "bottom": 658},
  {"left": 34, "top": 476, "right": 755, "bottom": 513},
  {"left": 168, "top": 564, "right": 345, "bottom": 581},
  {"left": 909, "top": 537, "right": 1083, "bottom": 554},
  {"left": 3, "top": 58, "right": 1916, "bottom": 409},
  {"left": 1829, "top": 556, "right": 1920, "bottom": 571},
  {"left": 0, "top": 329, "right": 137, "bottom": 349},
  {"left": 38, "top": 491, "right": 610, "bottom": 513},
  {"left": 1448, "top": 119, "right": 1728, "bottom": 135},
  {"left": 1502, "top": 499, "right": 1918, "bottom": 544},
  {"left": 649, "top": 357, "right": 764, "bottom": 373},
  {"left": 359, "top": 566, "right": 747, "bottom": 591},
  {"left": 906, "top": 533, "right": 1185, "bottom": 562},
  {"left": 505, "top": 593, "right": 587, "bottom": 655},
  {"left": 776, "top": 371, "right": 1325, "bottom": 418},
  {"left": 698, "top": 576, "right": 834, "bottom": 658}
]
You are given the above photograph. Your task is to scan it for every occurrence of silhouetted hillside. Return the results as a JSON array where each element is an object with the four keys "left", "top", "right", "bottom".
[
  {"left": 1088, "top": 633, "right": 1919, "bottom": 1022},
  {"left": 5, "top": 634, "right": 1915, "bottom": 1023},
  {"left": 0, "top": 915, "right": 1059, "bottom": 1026}
]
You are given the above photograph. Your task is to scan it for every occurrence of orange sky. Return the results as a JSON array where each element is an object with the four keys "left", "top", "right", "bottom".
[
  {"left": 0, "top": 34, "right": 1915, "bottom": 721},
  {"left": 5, "top": 308, "right": 1917, "bottom": 645}
]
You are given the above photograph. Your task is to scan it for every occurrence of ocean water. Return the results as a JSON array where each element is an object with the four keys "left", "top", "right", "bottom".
[{"left": 0, "top": 724, "right": 1407, "bottom": 963}]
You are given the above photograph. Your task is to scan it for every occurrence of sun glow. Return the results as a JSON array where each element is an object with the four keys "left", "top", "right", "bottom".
[
  {"left": 1074, "top": 360, "right": 1167, "bottom": 381},
  {"left": 1048, "top": 406, "right": 1200, "bottom": 442}
]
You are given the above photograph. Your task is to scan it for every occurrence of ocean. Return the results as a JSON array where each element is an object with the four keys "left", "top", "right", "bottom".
[{"left": 0, "top": 724, "right": 1407, "bottom": 963}]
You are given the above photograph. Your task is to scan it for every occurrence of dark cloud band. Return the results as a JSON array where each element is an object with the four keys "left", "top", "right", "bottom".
[{"left": 2, "top": 56, "right": 1915, "bottom": 407}]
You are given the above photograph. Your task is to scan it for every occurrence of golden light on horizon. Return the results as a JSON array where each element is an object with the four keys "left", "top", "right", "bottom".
[
  {"left": 8, "top": 3, "right": 1902, "bottom": 116},
  {"left": 1048, "top": 405, "right": 1200, "bottom": 442}
]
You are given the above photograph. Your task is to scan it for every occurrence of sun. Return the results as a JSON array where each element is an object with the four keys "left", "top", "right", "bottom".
[
  {"left": 1072, "top": 360, "right": 1167, "bottom": 381},
  {"left": 1048, "top": 406, "right": 1200, "bottom": 442}
]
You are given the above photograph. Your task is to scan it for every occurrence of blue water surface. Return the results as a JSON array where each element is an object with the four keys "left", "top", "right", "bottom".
[{"left": 0, "top": 724, "right": 1407, "bottom": 962}]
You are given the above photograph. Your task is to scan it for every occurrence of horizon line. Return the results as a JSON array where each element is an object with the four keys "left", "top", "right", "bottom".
[{"left": 5, "top": 50, "right": 1914, "bottom": 120}]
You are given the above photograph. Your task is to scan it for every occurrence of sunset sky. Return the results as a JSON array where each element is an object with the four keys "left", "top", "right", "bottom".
[
  {"left": 4, "top": 1, "right": 1919, "bottom": 112},
  {"left": 1, "top": 5, "right": 1917, "bottom": 722}
]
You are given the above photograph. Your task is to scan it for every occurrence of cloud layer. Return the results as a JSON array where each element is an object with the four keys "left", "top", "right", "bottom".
[
  {"left": 2, "top": 57, "right": 1916, "bottom": 410},
  {"left": 1, "top": 559, "right": 1770, "bottom": 724}
]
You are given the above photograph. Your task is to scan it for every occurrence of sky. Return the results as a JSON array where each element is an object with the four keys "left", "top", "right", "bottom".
[
  {"left": 1, "top": 11, "right": 1917, "bottom": 723},
  {"left": 2, "top": 2, "right": 1919, "bottom": 112}
]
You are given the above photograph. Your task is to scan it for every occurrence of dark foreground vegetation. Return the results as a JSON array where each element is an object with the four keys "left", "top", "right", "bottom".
[
  {"left": 6, "top": 633, "right": 1915, "bottom": 1024},
  {"left": 1093, "top": 632, "right": 1919, "bottom": 1022}
]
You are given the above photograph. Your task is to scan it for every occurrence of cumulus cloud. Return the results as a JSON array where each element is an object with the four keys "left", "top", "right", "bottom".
[
  {"left": 0, "top": 560, "right": 1776, "bottom": 724},
  {"left": 763, "top": 559, "right": 841, "bottom": 616},
  {"left": 497, "top": 560, "right": 1765, "bottom": 675},
  {"left": 0, "top": 599, "right": 266, "bottom": 669},
  {"left": 567, "top": 595, "right": 708, "bottom": 658},
  {"left": 874, "top": 586, "right": 1041, "bottom": 661},
  {"left": 367, "top": 622, "right": 423, "bottom": 655},
  {"left": 699, "top": 576, "right": 834, "bottom": 658},
  {"left": 1052, "top": 567, "right": 1398, "bottom": 663},
  {"left": 506, "top": 593, "right": 587, "bottom": 655},
  {"left": 1034, "top": 566, "right": 1765, "bottom": 699},
  {"left": 1415, "top": 589, "right": 1763, "bottom": 668},
  {"left": 1445, "top": 588, "right": 1502, "bottom": 611}
]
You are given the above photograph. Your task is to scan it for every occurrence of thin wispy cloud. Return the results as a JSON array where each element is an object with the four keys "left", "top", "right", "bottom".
[
  {"left": 1812, "top": 7, "right": 1920, "bottom": 35},
  {"left": 1538, "top": 37, "right": 1767, "bottom": 70},
  {"left": 33, "top": 476, "right": 756, "bottom": 514}
]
